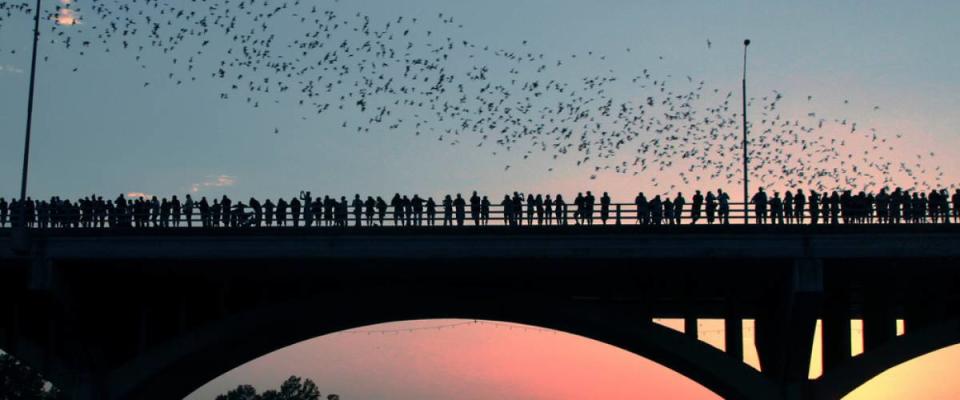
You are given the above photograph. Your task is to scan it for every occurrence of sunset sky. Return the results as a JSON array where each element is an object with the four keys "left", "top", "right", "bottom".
[{"left": 2, "top": 0, "right": 960, "bottom": 398}]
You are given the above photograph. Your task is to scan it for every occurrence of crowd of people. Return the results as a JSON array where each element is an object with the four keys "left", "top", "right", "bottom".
[{"left": 0, "top": 187, "right": 959, "bottom": 229}]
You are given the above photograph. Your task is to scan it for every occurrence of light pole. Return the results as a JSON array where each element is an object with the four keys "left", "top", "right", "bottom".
[
  {"left": 14, "top": 0, "right": 41, "bottom": 252},
  {"left": 742, "top": 39, "right": 750, "bottom": 224}
]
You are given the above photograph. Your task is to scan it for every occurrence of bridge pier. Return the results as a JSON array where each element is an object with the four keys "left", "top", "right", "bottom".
[
  {"left": 684, "top": 317, "right": 698, "bottom": 338},
  {"left": 755, "top": 259, "right": 822, "bottom": 390},
  {"left": 862, "top": 290, "right": 897, "bottom": 351},
  {"left": 821, "top": 294, "right": 851, "bottom": 373}
]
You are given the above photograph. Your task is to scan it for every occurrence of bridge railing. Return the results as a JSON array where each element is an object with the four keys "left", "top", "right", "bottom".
[{"left": 3, "top": 200, "right": 951, "bottom": 229}]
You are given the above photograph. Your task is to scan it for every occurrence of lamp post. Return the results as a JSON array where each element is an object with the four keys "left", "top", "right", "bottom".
[
  {"left": 13, "top": 0, "right": 41, "bottom": 252},
  {"left": 742, "top": 39, "right": 750, "bottom": 224}
]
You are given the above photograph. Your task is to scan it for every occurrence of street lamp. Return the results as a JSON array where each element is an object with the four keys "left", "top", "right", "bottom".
[
  {"left": 742, "top": 39, "right": 750, "bottom": 224},
  {"left": 13, "top": 0, "right": 41, "bottom": 253}
]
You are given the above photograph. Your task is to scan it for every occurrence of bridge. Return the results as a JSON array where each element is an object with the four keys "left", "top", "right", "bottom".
[{"left": 2, "top": 224, "right": 960, "bottom": 399}]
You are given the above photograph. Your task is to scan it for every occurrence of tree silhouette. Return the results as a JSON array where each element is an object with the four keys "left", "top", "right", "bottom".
[
  {"left": 0, "top": 353, "right": 62, "bottom": 400},
  {"left": 215, "top": 376, "right": 336, "bottom": 400}
]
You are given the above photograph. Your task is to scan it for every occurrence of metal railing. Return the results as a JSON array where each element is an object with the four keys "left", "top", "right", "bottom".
[{"left": 1, "top": 200, "right": 955, "bottom": 229}]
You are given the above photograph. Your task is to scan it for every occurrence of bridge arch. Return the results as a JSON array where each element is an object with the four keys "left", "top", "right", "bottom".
[
  {"left": 810, "top": 318, "right": 960, "bottom": 399},
  {"left": 106, "top": 293, "right": 780, "bottom": 400}
]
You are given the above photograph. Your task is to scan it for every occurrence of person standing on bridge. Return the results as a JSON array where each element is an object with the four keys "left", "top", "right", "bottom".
[
  {"left": 600, "top": 192, "right": 611, "bottom": 225},
  {"left": 663, "top": 197, "right": 674, "bottom": 225},
  {"left": 535, "top": 194, "right": 545, "bottom": 225},
  {"left": 220, "top": 196, "right": 232, "bottom": 227},
  {"left": 442, "top": 195, "right": 453, "bottom": 226},
  {"left": 352, "top": 195, "right": 364, "bottom": 227},
  {"left": 376, "top": 197, "right": 387, "bottom": 226},
  {"left": 651, "top": 195, "right": 663, "bottom": 225},
  {"left": 300, "top": 191, "right": 313, "bottom": 227},
  {"left": 783, "top": 191, "right": 794, "bottom": 224},
  {"left": 481, "top": 196, "right": 492, "bottom": 225},
  {"left": 573, "top": 193, "right": 584, "bottom": 225},
  {"left": 794, "top": 190, "right": 806, "bottom": 224},
  {"left": 544, "top": 194, "right": 554, "bottom": 226},
  {"left": 691, "top": 190, "right": 703, "bottom": 224},
  {"left": 454, "top": 194, "right": 467, "bottom": 226},
  {"left": 263, "top": 199, "right": 274, "bottom": 227},
  {"left": 391, "top": 194, "right": 402, "bottom": 226},
  {"left": 585, "top": 191, "right": 596, "bottom": 225},
  {"left": 171, "top": 196, "right": 182, "bottom": 228},
  {"left": 526, "top": 194, "right": 536, "bottom": 226},
  {"left": 770, "top": 192, "right": 784, "bottom": 225},
  {"left": 470, "top": 191, "right": 482, "bottom": 226},
  {"left": 953, "top": 189, "right": 960, "bottom": 224},
  {"left": 290, "top": 197, "right": 302, "bottom": 227},
  {"left": 829, "top": 191, "right": 841, "bottom": 225},
  {"left": 500, "top": 195, "right": 513, "bottom": 226},
  {"left": 717, "top": 189, "right": 730, "bottom": 225},
  {"left": 426, "top": 197, "right": 437, "bottom": 226},
  {"left": 555, "top": 194, "right": 567, "bottom": 225},
  {"left": 751, "top": 188, "right": 768, "bottom": 225},
  {"left": 512, "top": 193, "right": 524, "bottom": 226},
  {"left": 412, "top": 195, "right": 424, "bottom": 226},
  {"left": 184, "top": 195, "right": 195, "bottom": 228},
  {"left": 673, "top": 193, "right": 686, "bottom": 225},
  {"left": 0, "top": 197, "right": 7, "bottom": 228},
  {"left": 705, "top": 191, "right": 716, "bottom": 224},
  {"left": 635, "top": 192, "right": 648, "bottom": 225},
  {"left": 276, "top": 198, "right": 288, "bottom": 227},
  {"left": 250, "top": 197, "right": 263, "bottom": 227},
  {"left": 365, "top": 196, "right": 376, "bottom": 226},
  {"left": 808, "top": 191, "right": 820, "bottom": 225}
]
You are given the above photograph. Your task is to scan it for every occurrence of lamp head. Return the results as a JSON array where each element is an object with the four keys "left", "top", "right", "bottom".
[{"left": 744, "top": 39, "right": 751, "bottom": 46}]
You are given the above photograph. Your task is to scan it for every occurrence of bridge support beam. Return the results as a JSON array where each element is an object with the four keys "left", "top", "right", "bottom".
[
  {"left": 755, "top": 259, "right": 823, "bottom": 391},
  {"left": 725, "top": 317, "right": 744, "bottom": 361},
  {"left": 685, "top": 317, "right": 698, "bottom": 339},
  {"left": 821, "top": 294, "right": 851, "bottom": 373}
]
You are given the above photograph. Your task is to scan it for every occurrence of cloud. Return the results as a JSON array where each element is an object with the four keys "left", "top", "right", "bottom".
[
  {"left": 126, "top": 192, "right": 152, "bottom": 199},
  {"left": 191, "top": 175, "right": 237, "bottom": 193}
]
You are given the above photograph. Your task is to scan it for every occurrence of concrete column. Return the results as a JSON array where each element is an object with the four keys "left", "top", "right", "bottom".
[
  {"left": 684, "top": 317, "right": 698, "bottom": 339},
  {"left": 862, "top": 304, "right": 896, "bottom": 352},
  {"left": 725, "top": 317, "right": 744, "bottom": 361},
  {"left": 821, "top": 296, "right": 851, "bottom": 373}
]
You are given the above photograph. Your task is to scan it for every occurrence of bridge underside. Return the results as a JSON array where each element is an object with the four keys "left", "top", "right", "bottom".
[{"left": 1, "top": 227, "right": 960, "bottom": 399}]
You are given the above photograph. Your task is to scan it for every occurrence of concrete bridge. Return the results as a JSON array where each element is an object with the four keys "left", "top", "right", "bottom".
[{"left": 2, "top": 224, "right": 960, "bottom": 399}]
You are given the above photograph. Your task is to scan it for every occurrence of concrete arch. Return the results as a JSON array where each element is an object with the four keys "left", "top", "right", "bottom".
[
  {"left": 105, "top": 293, "right": 780, "bottom": 400},
  {"left": 810, "top": 318, "right": 960, "bottom": 400}
]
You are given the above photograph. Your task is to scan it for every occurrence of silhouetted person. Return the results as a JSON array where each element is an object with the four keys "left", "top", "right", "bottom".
[
  {"left": 809, "top": 191, "right": 820, "bottom": 225},
  {"left": 412, "top": 195, "right": 424, "bottom": 226},
  {"left": 454, "top": 194, "right": 466, "bottom": 226},
  {"left": 794, "top": 190, "right": 806, "bottom": 224},
  {"left": 0, "top": 198, "right": 7, "bottom": 228},
  {"left": 555, "top": 194, "right": 567, "bottom": 225},
  {"left": 365, "top": 196, "right": 376, "bottom": 226},
  {"left": 512, "top": 192, "right": 524, "bottom": 226},
  {"left": 770, "top": 192, "right": 783, "bottom": 225},
  {"left": 470, "top": 191, "right": 482, "bottom": 226},
  {"left": 585, "top": 191, "right": 596, "bottom": 225},
  {"left": 426, "top": 197, "right": 437, "bottom": 226},
  {"left": 390, "top": 194, "right": 401, "bottom": 226},
  {"left": 264, "top": 199, "right": 275, "bottom": 226},
  {"left": 673, "top": 192, "right": 685, "bottom": 225},
  {"left": 300, "top": 191, "right": 313, "bottom": 227},
  {"left": 651, "top": 195, "right": 663, "bottom": 225},
  {"left": 751, "top": 188, "right": 768, "bottom": 224},
  {"left": 783, "top": 191, "right": 794, "bottom": 224},
  {"left": 276, "top": 198, "right": 288, "bottom": 226},
  {"left": 600, "top": 192, "right": 611, "bottom": 225},
  {"left": 705, "top": 191, "right": 716, "bottom": 224},
  {"left": 290, "top": 197, "right": 302, "bottom": 227},
  {"left": 829, "top": 191, "right": 841, "bottom": 225},
  {"left": 352, "top": 195, "right": 364, "bottom": 227},
  {"left": 442, "top": 195, "right": 453, "bottom": 226},
  {"left": 220, "top": 196, "right": 232, "bottom": 227},
  {"left": 574, "top": 193, "right": 584, "bottom": 225},
  {"left": 481, "top": 196, "right": 491, "bottom": 225},
  {"left": 501, "top": 195, "right": 514, "bottom": 226},
  {"left": 954, "top": 189, "right": 960, "bottom": 223},
  {"left": 717, "top": 189, "right": 730, "bottom": 225},
  {"left": 691, "top": 190, "right": 703, "bottom": 224},
  {"left": 376, "top": 197, "right": 387, "bottom": 226},
  {"left": 535, "top": 194, "right": 545, "bottom": 225},
  {"left": 635, "top": 192, "right": 648, "bottom": 225},
  {"left": 250, "top": 197, "right": 263, "bottom": 227},
  {"left": 544, "top": 195, "right": 553, "bottom": 225},
  {"left": 526, "top": 194, "right": 536, "bottom": 225}
]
